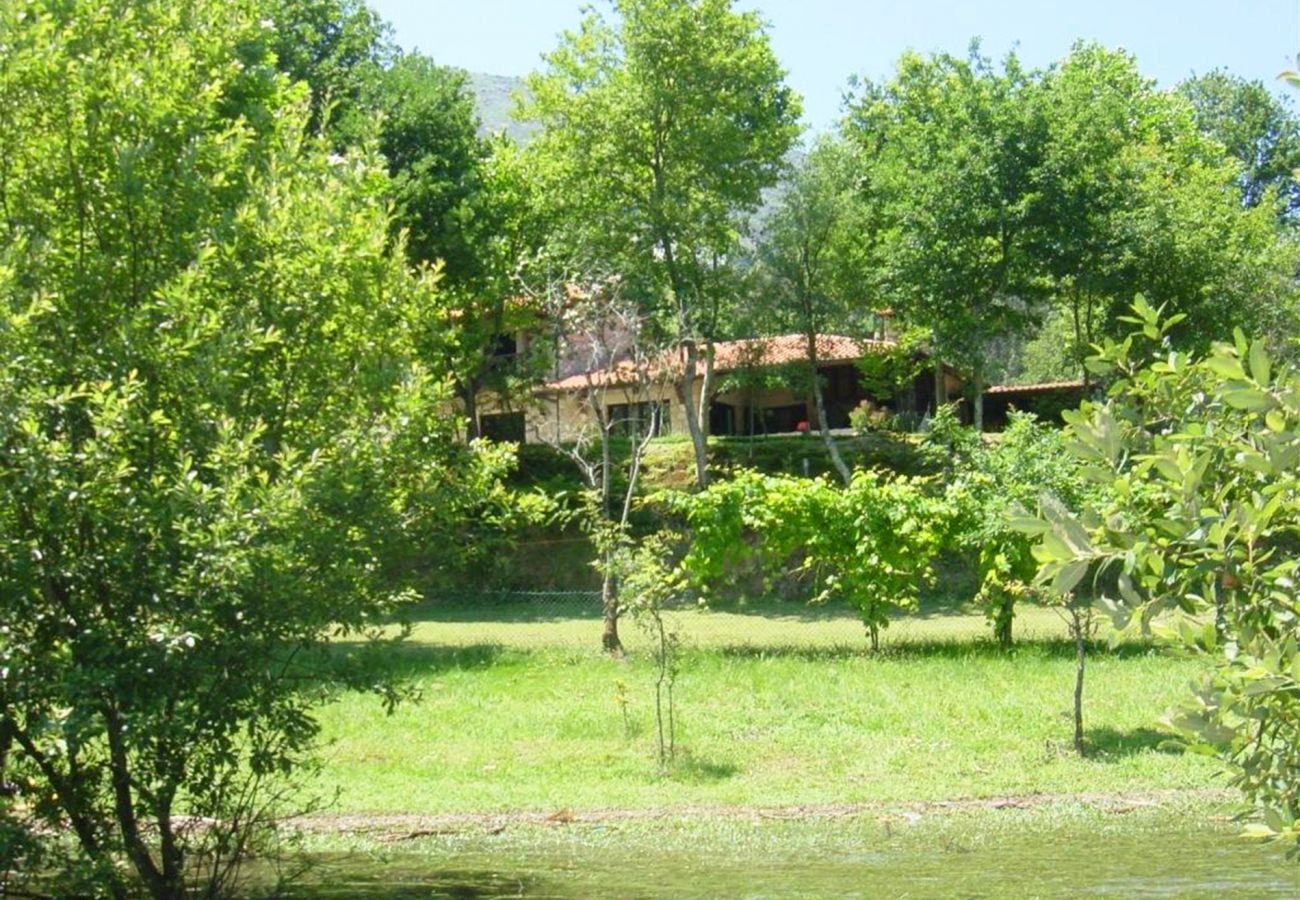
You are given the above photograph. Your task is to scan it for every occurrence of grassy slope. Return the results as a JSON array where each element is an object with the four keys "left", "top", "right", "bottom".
[{"left": 313, "top": 605, "right": 1219, "bottom": 817}]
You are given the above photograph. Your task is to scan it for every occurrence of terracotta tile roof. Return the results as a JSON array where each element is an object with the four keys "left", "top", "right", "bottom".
[
  {"left": 985, "top": 379, "right": 1086, "bottom": 395},
  {"left": 712, "top": 334, "right": 892, "bottom": 372},
  {"left": 543, "top": 358, "right": 650, "bottom": 392},
  {"left": 542, "top": 333, "right": 894, "bottom": 392}
]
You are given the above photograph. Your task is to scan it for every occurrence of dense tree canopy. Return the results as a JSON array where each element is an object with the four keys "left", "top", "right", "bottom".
[
  {"left": 377, "top": 51, "right": 487, "bottom": 278},
  {"left": 0, "top": 2, "right": 513, "bottom": 896},
  {"left": 846, "top": 44, "right": 1299, "bottom": 394},
  {"left": 264, "top": 0, "right": 391, "bottom": 144},
  {"left": 1029, "top": 45, "right": 1294, "bottom": 371},
  {"left": 1179, "top": 70, "right": 1300, "bottom": 217},
  {"left": 846, "top": 48, "right": 1044, "bottom": 429},
  {"left": 523, "top": 0, "right": 803, "bottom": 485}
]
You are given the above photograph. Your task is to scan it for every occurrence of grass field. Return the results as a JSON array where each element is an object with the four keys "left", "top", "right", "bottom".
[{"left": 311, "top": 597, "right": 1223, "bottom": 819}]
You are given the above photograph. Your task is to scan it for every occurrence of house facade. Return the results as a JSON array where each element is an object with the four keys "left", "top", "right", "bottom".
[
  {"left": 472, "top": 333, "right": 959, "bottom": 444},
  {"left": 467, "top": 325, "right": 1083, "bottom": 443}
]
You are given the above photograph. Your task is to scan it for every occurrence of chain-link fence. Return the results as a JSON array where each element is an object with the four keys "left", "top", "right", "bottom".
[{"left": 406, "top": 590, "right": 1076, "bottom": 653}]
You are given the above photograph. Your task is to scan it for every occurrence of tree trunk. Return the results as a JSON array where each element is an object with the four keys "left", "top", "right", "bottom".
[
  {"left": 462, "top": 381, "right": 481, "bottom": 440},
  {"left": 11, "top": 726, "right": 124, "bottom": 898},
  {"left": 679, "top": 341, "right": 710, "bottom": 487},
  {"left": 696, "top": 341, "right": 715, "bottom": 437},
  {"left": 933, "top": 363, "right": 948, "bottom": 408},
  {"left": 1072, "top": 607, "right": 1087, "bottom": 756},
  {"left": 0, "top": 715, "right": 12, "bottom": 793},
  {"left": 807, "top": 348, "right": 850, "bottom": 486},
  {"left": 105, "top": 707, "right": 181, "bottom": 900},
  {"left": 601, "top": 561, "right": 623, "bottom": 655},
  {"left": 597, "top": 417, "right": 623, "bottom": 655},
  {"left": 600, "top": 425, "right": 612, "bottom": 520},
  {"left": 971, "top": 367, "right": 986, "bottom": 433},
  {"left": 993, "top": 594, "right": 1015, "bottom": 649}
]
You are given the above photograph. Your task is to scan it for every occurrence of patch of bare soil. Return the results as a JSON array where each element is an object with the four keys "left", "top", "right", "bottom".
[{"left": 289, "top": 789, "right": 1232, "bottom": 842}]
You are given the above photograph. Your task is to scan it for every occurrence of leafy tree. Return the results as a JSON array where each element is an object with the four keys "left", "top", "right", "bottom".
[
  {"left": 847, "top": 47, "right": 1044, "bottom": 431},
  {"left": 615, "top": 534, "right": 688, "bottom": 768},
  {"left": 1179, "top": 70, "right": 1300, "bottom": 217},
  {"left": 374, "top": 54, "right": 548, "bottom": 438},
  {"left": 532, "top": 288, "right": 674, "bottom": 654},
  {"left": 941, "top": 412, "right": 1089, "bottom": 648},
  {"left": 0, "top": 3, "right": 507, "bottom": 895},
  {"left": 523, "top": 0, "right": 802, "bottom": 486},
  {"left": 264, "top": 0, "right": 391, "bottom": 145},
  {"left": 377, "top": 51, "right": 486, "bottom": 279},
  {"left": 1028, "top": 45, "right": 1297, "bottom": 376},
  {"left": 1033, "top": 298, "right": 1300, "bottom": 841},
  {"left": 753, "top": 137, "right": 866, "bottom": 484}
]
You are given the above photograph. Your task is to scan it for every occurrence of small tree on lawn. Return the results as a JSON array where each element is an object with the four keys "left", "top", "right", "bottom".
[
  {"left": 940, "top": 411, "right": 1091, "bottom": 648},
  {"left": 531, "top": 285, "right": 674, "bottom": 654},
  {"left": 616, "top": 534, "right": 688, "bottom": 768},
  {"left": 1032, "top": 298, "right": 1300, "bottom": 825}
]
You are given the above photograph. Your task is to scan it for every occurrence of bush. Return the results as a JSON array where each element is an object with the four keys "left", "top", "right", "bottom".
[{"left": 1032, "top": 298, "right": 1300, "bottom": 848}]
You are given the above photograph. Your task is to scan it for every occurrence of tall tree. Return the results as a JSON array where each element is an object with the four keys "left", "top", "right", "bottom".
[
  {"left": 753, "top": 137, "right": 865, "bottom": 484},
  {"left": 0, "top": 2, "right": 510, "bottom": 896},
  {"left": 1179, "top": 70, "right": 1300, "bottom": 218},
  {"left": 373, "top": 53, "right": 547, "bottom": 439},
  {"left": 847, "top": 48, "right": 1044, "bottom": 431},
  {"left": 264, "top": 0, "right": 391, "bottom": 145},
  {"left": 523, "top": 0, "right": 802, "bottom": 486},
  {"left": 1029, "top": 45, "right": 1297, "bottom": 373},
  {"left": 377, "top": 51, "right": 486, "bottom": 279}
]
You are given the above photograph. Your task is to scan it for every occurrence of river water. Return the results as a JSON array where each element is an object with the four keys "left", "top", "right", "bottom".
[{"left": 283, "top": 825, "right": 1298, "bottom": 898}]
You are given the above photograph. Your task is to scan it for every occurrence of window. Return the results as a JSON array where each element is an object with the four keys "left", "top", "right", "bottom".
[
  {"left": 491, "top": 333, "right": 518, "bottom": 358},
  {"left": 607, "top": 401, "right": 670, "bottom": 439},
  {"left": 480, "top": 411, "right": 526, "bottom": 443},
  {"left": 762, "top": 403, "right": 809, "bottom": 434}
]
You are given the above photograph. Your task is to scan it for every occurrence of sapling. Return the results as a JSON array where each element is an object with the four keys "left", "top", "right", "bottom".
[
  {"left": 617, "top": 535, "right": 688, "bottom": 769},
  {"left": 527, "top": 284, "right": 672, "bottom": 654}
]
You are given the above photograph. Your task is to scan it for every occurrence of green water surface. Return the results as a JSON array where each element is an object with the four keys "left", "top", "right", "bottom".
[{"left": 285, "top": 822, "right": 1298, "bottom": 899}]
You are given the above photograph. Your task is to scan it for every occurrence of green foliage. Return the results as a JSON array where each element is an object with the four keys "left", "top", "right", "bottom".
[
  {"left": 375, "top": 55, "right": 551, "bottom": 437},
  {"left": 663, "top": 470, "right": 948, "bottom": 649},
  {"left": 377, "top": 52, "right": 487, "bottom": 277},
  {"left": 1178, "top": 69, "right": 1300, "bottom": 217},
  {"left": 754, "top": 136, "right": 864, "bottom": 334},
  {"left": 748, "top": 139, "right": 879, "bottom": 484},
  {"left": 847, "top": 46, "right": 1043, "bottom": 426},
  {"left": 849, "top": 42, "right": 1299, "bottom": 389},
  {"left": 854, "top": 326, "right": 930, "bottom": 404},
  {"left": 939, "top": 412, "right": 1090, "bottom": 647},
  {"left": 1028, "top": 45, "right": 1297, "bottom": 371},
  {"left": 523, "top": 0, "right": 802, "bottom": 485},
  {"left": 1015, "top": 307, "right": 1089, "bottom": 384},
  {"left": 263, "top": 0, "right": 391, "bottom": 145},
  {"left": 1031, "top": 298, "right": 1300, "bottom": 848},
  {"left": 0, "top": 3, "right": 515, "bottom": 895},
  {"left": 615, "top": 534, "right": 689, "bottom": 767}
]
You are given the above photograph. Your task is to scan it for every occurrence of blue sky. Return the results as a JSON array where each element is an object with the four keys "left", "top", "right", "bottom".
[{"left": 369, "top": 0, "right": 1299, "bottom": 132}]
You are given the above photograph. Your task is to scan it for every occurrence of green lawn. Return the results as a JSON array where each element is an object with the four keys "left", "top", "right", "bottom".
[{"left": 312, "top": 600, "right": 1222, "bottom": 818}]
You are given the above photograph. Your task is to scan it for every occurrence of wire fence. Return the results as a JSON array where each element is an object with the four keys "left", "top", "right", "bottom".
[{"left": 406, "top": 589, "right": 1078, "bottom": 653}]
